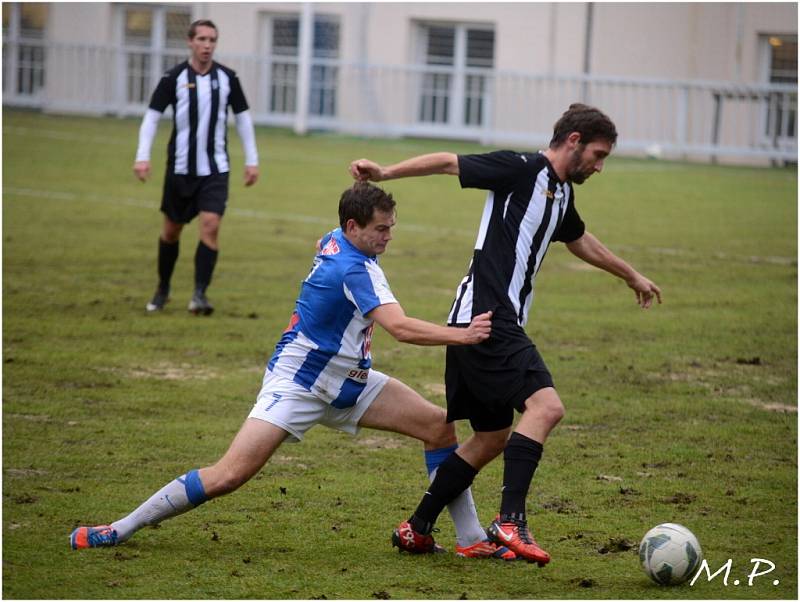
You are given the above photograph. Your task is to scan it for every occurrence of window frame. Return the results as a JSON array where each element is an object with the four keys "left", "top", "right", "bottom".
[
  {"left": 115, "top": 4, "right": 193, "bottom": 109},
  {"left": 414, "top": 20, "right": 495, "bottom": 130},
  {"left": 260, "top": 12, "right": 341, "bottom": 122},
  {"left": 2, "top": 2, "right": 49, "bottom": 102}
]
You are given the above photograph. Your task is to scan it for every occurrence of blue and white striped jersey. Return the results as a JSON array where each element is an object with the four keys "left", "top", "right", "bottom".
[{"left": 267, "top": 228, "right": 397, "bottom": 408}]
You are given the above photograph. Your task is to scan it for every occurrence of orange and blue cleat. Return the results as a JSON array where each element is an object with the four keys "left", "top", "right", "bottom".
[
  {"left": 70, "top": 525, "right": 118, "bottom": 550},
  {"left": 455, "top": 539, "right": 517, "bottom": 560},
  {"left": 487, "top": 515, "right": 550, "bottom": 566}
]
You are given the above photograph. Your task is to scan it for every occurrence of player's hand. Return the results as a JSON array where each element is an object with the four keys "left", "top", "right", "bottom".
[
  {"left": 133, "top": 160, "right": 151, "bottom": 182},
  {"left": 627, "top": 274, "right": 662, "bottom": 309},
  {"left": 463, "top": 311, "right": 492, "bottom": 344},
  {"left": 349, "top": 159, "right": 384, "bottom": 182},
  {"left": 244, "top": 165, "right": 259, "bottom": 187}
]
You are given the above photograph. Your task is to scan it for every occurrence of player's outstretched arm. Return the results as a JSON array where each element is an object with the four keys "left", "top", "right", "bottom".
[
  {"left": 349, "top": 153, "right": 459, "bottom": 182},
  {"left": 566, "top": 231, "right": 662, "bottom": 309},
  {"left": 370, "top": 303, "right": 491, "bottom": 345}
]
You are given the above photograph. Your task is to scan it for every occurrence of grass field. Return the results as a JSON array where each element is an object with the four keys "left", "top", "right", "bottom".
[{"left": 3, "top": 108, "right": 797, "bottom": 599}]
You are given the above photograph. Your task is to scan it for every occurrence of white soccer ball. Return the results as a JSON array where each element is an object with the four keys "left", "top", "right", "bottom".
[{"left": 639, "top": 523, "right": 703, "bottom": 585}]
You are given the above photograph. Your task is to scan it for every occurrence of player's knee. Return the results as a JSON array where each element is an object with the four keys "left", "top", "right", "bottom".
[
  {"left": 525, "top": 392, "right": 565, "bottom": 427},
  {"left": 426, "top": 409, "right": 457, "bottom": 448},
  {"left": 544, "top": 397, "right": 565, "bottom": 426}
]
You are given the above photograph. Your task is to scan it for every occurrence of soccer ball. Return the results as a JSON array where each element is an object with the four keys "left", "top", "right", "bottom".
[{"left": 639, "top": 523, "right": 703, "bottom": 585}]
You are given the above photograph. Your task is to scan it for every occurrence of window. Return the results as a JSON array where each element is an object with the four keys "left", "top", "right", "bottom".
[
  {"left": 265, "top": 14, "right": 340, "bottom": 117},
  {"left": 120, "top": 5, "right": 191, "bottom": 104},
  {"left": 763, "top": 34, "right": 797, "bottom": 142},
  {"left": 2, "top": 2, "right": 49, "bottom": 98},
  {"left": 417, "top": 23, "right": 495, "bottom": 128}
]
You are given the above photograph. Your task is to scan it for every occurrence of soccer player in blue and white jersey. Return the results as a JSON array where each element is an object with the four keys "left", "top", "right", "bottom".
[
  {"left": 350, "top": 104, "right": 662, "bottom": 564},
  {"left": 70, "top": 182, "right": 515, "bottom": 560}
]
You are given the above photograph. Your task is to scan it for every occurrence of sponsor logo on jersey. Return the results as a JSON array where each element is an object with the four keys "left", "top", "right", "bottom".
[{"left": 321, "top": 238, "right": 340, "bottom": 256}]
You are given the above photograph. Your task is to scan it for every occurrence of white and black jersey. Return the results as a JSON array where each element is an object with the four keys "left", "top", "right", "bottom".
[
  {"left": 148, "top": 61, "right": 250, "bottom": 176},
  {"left": 448, "top": 151, "right": 586, "bottom": 327}
]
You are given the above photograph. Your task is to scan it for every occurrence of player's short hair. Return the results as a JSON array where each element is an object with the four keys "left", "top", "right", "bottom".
[
  {"left": 549, "top": 103, "right": 618, "bottom": 148},
  {"left": 188, "top": 19, "right": 218, "bottom": 39},
  {"left": 339, "top": 182, "right": 396, "bottom": 229}
]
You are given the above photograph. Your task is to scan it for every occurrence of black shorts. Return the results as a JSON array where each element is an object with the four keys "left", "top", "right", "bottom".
[
  {"left": 445, "top": 318, "right": 554, "bottom": 432},
  {"left": 161, "top": 171, "right": 229, "bottom": 224}
]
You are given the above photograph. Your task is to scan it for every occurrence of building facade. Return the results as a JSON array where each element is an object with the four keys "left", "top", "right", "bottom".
[{"left": 3, "top": 2, "right": 797, "bottom": 163}]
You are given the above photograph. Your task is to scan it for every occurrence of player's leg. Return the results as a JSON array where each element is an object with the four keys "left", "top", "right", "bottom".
[
  {"left": 357, "top": 378, "right": 511, "bottom": 558},
  {"left": 399, "top": 421, "right": 510, "bottom": 557},
  {"left": 485, "top": 386, "right": 563, "bottom": 565},
  {"left": 147, "top": 172, "right": 186, "bottom": 312},
  {"left": 190, "top": 174, "right": 228, "bottom": 315},
  {"left": 70, "top": 418, "right": 288, "bottom": 550},
  {"left": 146, "top": 216, "right": 184, "bottom": 312}
]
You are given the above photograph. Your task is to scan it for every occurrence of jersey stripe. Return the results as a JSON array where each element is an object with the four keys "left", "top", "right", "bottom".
[
  {"left": 187, "top": 68, "right": 198, "bottom": 175},
  {"left": 206, "top": 67, "right": 220, "bottom": 174}
]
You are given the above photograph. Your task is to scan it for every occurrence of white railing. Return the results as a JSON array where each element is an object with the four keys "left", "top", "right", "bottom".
[{"left": 3, "top": 40, "right": 797, "bottom": 163}]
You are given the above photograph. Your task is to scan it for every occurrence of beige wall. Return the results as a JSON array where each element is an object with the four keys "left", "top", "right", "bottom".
[
  {"left": 49, "top": 2, "right": 114, "bottom": 44},
  {"left": 42, "top": 2, "right": 794, "bottom": 84}
]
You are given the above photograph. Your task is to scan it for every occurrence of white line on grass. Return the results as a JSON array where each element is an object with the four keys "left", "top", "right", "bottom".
[
  {"left": 2, "top": 186, "right": 470, "bottom": 234},
  {"left": 5, "top": 186, "right": 794, "bottom": 266}
]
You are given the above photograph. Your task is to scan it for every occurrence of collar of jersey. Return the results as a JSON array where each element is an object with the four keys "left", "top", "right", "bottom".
[{"left": 336, "top": 228, "right": 376, "bottom": 260}]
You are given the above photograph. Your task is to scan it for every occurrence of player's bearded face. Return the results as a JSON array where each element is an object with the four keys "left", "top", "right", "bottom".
[
  {"left": 566, "top": 140, "right": 611, "bottom": 185},
  {"left": 566, "top": 145, "right": 593, "bottom": 184}
]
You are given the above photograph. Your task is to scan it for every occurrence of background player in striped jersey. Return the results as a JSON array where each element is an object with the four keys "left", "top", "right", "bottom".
[
  {"left": 134, "top": 20, "right": 259, "bottom": 316},
  {"left": 349, "top": 104, "right": 662, "bottom": 563},
  {"left": 71, "top": 182, "right": 516, "bottom": 560}
]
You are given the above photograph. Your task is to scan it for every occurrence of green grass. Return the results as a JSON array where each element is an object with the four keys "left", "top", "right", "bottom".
[{"left": 3, "top": 108, "right": 797, "bottom": 599}]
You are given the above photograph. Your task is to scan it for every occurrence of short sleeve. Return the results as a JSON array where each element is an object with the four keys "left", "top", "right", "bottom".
[
  {"left": 343, "top": 260, "right": 397, "bottom": 316},
  {"left": 553, "top": 190, "right": 586, "bottom": 243},
  {"left": 148, "top": 72, "right": 176, "bottom": 113},
  {"left": 228, "top": 73, "right": 249, "bottom": 114},
  {"left": 458, "top": 150, "right": 532, "bottom": 190}
]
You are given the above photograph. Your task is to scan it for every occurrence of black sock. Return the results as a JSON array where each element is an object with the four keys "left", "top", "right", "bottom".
[
  {"left": 157, "top": 238, "right": 179, "bottom": 293},
  {"left": 194, "top": 241, "right": 218, "bottom": 294},
  {"left": 409, "top": 452, "right": 478, "bottom": 533},
  {"left": 500, "top": 432, "right": 543, "bottom": 521}
]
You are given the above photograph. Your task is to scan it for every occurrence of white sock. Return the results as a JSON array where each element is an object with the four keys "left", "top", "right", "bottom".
[
  {"left": 425, "top": 447, "right": 486, "bottom": 547},
  {"left": 111, "top": 469, "right": 208, "bottom": 542}
]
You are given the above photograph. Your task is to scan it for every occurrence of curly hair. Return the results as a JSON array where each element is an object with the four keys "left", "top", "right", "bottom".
[{"left": 549, "top": 103, "right": 617, "bottom": 148}]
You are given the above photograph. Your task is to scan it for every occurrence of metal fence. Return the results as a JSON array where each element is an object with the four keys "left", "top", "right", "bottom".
[{"left": 3, "top": 40, "right": 797, "bottom": 163}]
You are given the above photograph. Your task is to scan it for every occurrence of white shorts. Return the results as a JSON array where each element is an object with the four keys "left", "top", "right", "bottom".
[{"left": 248, "top": 369, "right": 390, "bottom": 442}]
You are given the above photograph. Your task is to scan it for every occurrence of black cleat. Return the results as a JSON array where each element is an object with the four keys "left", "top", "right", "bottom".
[
  {"left": 188, "top": 290, "right": 214, "bottom": 316},
  {"left": 146, "top": 288, "right": 169, "bottom": 312}
]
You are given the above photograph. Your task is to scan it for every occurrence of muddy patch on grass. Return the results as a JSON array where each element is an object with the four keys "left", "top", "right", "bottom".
[
  {"left": 423, "top": 383, "right": 446, "bottom": 397},
  {"left": 101, "top": 363, "right": 220, "bottom": 381},
  {"left": 745, "top": 399, "right": 797, "bottom": 413},
  {"left": 5, "top": 467, "right": 48, "bottom": 478},
  {"left": 356, "top": 435, "right": 407, "bottom": 450}
]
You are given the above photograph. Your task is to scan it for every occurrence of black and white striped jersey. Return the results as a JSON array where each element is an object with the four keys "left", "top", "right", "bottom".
[
  {"left": 447, "top": 151, "right": 586, "bottom": 327},
  {"left": 148, "top": 61, "right": 250, "bottom": 176}
]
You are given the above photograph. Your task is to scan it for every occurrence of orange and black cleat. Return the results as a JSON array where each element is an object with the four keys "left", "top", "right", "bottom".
[
  {"left": 456, "top": 539, "right": 517, "bottom": 560},
  {"left": 486, "top": 515, "right": 550, "bottom": 566}
]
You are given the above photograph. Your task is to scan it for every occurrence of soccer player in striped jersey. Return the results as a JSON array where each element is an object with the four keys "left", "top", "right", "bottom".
[
  {"left": 134, "top": 20, "right": 259, "bottom": 316},
  {"left": 70, "top": 182, "right": 515, "bottom": 560},
  {"left": 349, "top": 104, "right": 662, "bottom": 564}
]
